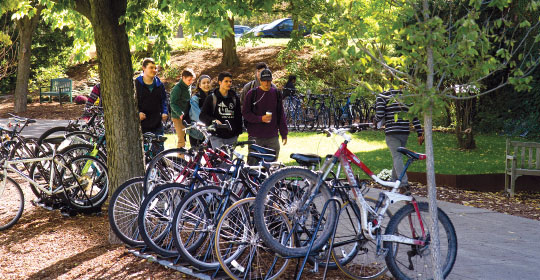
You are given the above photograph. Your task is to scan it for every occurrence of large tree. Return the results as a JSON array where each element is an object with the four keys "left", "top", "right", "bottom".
[
  {"left": 313, "top": 0, "right": 540, "bottom": 278},
  {"left": 12, "top": 2, "right": 43, "bottom": 113},
  {"left": 70, "top": 0, "right": 145, "bottom": 190}
]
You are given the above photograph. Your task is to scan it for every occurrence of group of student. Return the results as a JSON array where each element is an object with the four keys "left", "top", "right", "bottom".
[{"left": 85, "top": 58, "right": 290, "bottom": 165}]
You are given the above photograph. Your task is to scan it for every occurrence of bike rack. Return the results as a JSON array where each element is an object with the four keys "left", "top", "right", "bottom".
[
  {"left": 128, "top": 247, "right": 230, "bottom": 280},
  {"left": 273, "top": 197, "right": 342, "bottom": 280},
  {"left": 127, "top": 197, "right": 346, "bottom": 280}
]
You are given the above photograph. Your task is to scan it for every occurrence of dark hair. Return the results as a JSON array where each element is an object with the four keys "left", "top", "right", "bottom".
[
  {"left": 218, "top": 71, "right": 232, "bottom": 82},
  {"left": 142, "top": 58, "right": 155, "bottom": 68},
  {"left": 255, "top": 62, "right": 267, "bottom": 70},
  {"left": 181, "top": 68, "right": 195, "bottom": 78},
  {"left": 286, "top": 75, "right": 297, "bottom": 84}
]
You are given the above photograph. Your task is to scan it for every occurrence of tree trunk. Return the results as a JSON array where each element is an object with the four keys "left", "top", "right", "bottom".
[
  {"left": 84, "top": 0, "right": 145, "bottom": 244},
  {"left": 423, "top": 1, "right": 443, "bottom": 279},
  {"left": 455, "top": 98, "right": 476, "bottom": 149},
  {"left": 14, "top": 8, "right": 41, "bottom": 113},
  {"left": 221, "top": 18, "right": 240, "bottom": 67}
]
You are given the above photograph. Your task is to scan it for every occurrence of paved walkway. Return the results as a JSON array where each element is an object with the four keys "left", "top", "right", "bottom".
[
  {"left": 2, "top": 119, "right": 540, "bottom": 279},
  {"left": 362, "top": 189, "right": 540, "bottom": 280},
  {"left": 0, "top": 118, "right": 70, "bottom": 139}
]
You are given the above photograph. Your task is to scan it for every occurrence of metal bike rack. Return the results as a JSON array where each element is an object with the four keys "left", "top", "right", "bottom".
[
  {"left": 278, "top": 197, "right": 342, "bottom": 280},
  {"left": 128, "top": 247, "right": 231, "bottom": 280}
]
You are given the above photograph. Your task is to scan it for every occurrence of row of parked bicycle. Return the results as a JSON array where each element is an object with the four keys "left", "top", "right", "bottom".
[
  {"left": 106, "top": 124, "right": 457, "bottom": 279},
  {"left": 283, "top": 88, "right": 375, "bottom": 132},
  {"left": 1, "top": 106, "right": 457, "bottom": 279}
]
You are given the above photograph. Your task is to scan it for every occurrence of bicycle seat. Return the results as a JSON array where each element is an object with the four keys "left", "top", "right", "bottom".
[
  {"left": 397, "top": 147, "right": 426, "bottom": 160},
  {"left": 250, "top": 144, "right": 276, "bottom": 155},
  {"left": 248, "top": 152, "right": 276, "bottom": 162},
  {"left": 290, "top": 153, "right": 321, "bottom": 167}
]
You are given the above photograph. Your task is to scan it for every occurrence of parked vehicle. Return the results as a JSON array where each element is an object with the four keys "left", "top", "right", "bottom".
[
  {"left": 234, "top": 25, "right": 251, "bottom": 37},
  {"left": 241, "top": 24, "right": 267, "bottom": 38},
  {"left": 253, "top": 18, "right": 308, "bottom": 38}
]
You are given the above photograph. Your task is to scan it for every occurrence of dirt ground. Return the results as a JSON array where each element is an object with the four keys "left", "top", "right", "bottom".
[{"left": 1, "top": 46, "right": 539, "bottom": 279}]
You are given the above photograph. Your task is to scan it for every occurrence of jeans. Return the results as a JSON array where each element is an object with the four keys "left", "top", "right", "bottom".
[{"left": 385, "top": 133, "right": 409, "bottom": 186}]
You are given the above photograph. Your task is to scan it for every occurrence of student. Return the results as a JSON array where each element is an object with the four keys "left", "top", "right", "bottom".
[
  {"left": 239, "top": 62, "right": 276, "bottom": 109},
  {"left": 134, "top": 58, "right": 168, "bottom": 152},
  {"left": 170, "top": 68, "right": 195, "bottom": 149},
  {"left": 242, "top": 69, "right": 287, "bottom": 165},
  {"left": 199, "top": 72, "right": 243, "bottom": 149},
  {"left": 373, "top": 89, "right": 424, "bottom": 189},
  {"left": 185, "top": 74, "right": 212, "bottom": 147}
]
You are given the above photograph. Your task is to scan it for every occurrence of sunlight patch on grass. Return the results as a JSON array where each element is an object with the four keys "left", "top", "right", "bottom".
[{"left": 165, "top": 130, "right": 509, "bottom": 175}]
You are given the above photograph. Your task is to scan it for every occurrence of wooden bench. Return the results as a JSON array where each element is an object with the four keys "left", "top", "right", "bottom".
[
  {"left": 39, "top": 78, "right": 73, "bottom": 104},
  {"left": 505, "top": 139, "right": 540, "bottom": 197}
]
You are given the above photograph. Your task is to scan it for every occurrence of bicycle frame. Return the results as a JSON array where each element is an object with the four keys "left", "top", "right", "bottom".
[
  {"left": 301, "top": 132, "right": 427, "bottom": 246},
  {"left": 1, "top": 151, "right": 101, "bottom": 200}
]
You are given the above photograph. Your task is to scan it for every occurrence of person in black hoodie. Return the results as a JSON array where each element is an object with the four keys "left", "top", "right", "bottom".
[
  {"left": 134, "top": 58, "right": 168, "bottom": 151},
  {"left": 199, "top": 72, "right": 242, "bottom": 149}
]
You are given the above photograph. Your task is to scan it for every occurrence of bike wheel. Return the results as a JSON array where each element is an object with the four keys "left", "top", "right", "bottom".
[
  {"left": 143, "top": 148, "right": 190, "bottom": 194},
  {"left": 304, "top": 107, "right": 317, "bottom": 131},
  {"left": 8, "top": 137, "right": 39, "bottom": 174},
  {"left": 0, "top": 176, "right": 24, "bottom": 230},
  {"left": 332, "top": 196, "right": 391, "bottom": 279},
  {"left": 383, "top": 202, "right": 457, "bottom": 280},
  {"left": 138, "top": 183, "right": 190, "bottom": 257},
  {"left": 215, "top": 197, "right": 291, "bottom": 280},
  {"left": 108, "top": 177, "right": 146, "bottom": 246},
  {"left": 253, "top": 167, "right": 337, "bottom": 257},
  {"left": 172, "top": 186, "right": 239, "bottom": 270},
  {"left": 61, "top": 155, "right": 109, "bottom": 210},
  {"left": 58, "top": 143, "right": 107, "bottom": 164}
]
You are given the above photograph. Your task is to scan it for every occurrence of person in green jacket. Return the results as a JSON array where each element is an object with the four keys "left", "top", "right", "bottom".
[{"left": 170, "top": 68, "right": 195, "bottom": 149}]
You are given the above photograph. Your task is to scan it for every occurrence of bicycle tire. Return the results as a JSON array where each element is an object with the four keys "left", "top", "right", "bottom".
[
  {"left": 143, "top": 148, "right": 190, "bottom": 194},
  {"left": 8, "top": 137, "right": 39, "bottom": 175},
  {"left": 304, "top": 107, "right": 317, "bottom": 131},
  {"left": 332, "top": 196, "right": 391, "bottom": 279},
  {"left": 215, "top": 197, "right": 291, "bottom": 280},
  {"left": 36, "top": 125, "right": 80, "bottom": 149},
  {"left": 58, "top": 143, "right": 107, "bottom": 164},
  {"left": 253, "top": 167, "right": 337, "bottom": 257},
  {"left": 384, "top": 202, "right": 458, "bottom": 280},
  {"left": 0, "top": 176, "right": 24, "bottom": 230},
  {"left": 108, "top": 177, "right": 146, "bottom": 246},
  {"left": 138, "top": 183, "right": 190, "bottom": 257},
  {"left": 61, "top": 155, "right": 109, "bottom": 210},
  {"left": 172, "top": 186, "right": 240, "bottom": 270}
]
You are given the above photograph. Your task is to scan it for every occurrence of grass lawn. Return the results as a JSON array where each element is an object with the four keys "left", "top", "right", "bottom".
[{"left": 165, "top": 130, "right": 511, "bottom": 177}]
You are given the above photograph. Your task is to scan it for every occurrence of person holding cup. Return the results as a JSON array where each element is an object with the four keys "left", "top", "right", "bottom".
[{"left": 242, "top": 69, "right": 288, "bottom": 165}]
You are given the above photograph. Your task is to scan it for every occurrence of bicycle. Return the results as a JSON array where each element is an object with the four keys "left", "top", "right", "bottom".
[
  {"left": 253, "top": 125, "right": 457, "bottom": 280},
  {"left": 1, "top": 134, "right": 108, "bottom": 230}
]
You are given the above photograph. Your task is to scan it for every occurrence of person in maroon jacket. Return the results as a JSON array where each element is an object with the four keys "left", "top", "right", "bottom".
[{"left": 242, "top": 69, "right": 288, "bottom": 165}]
